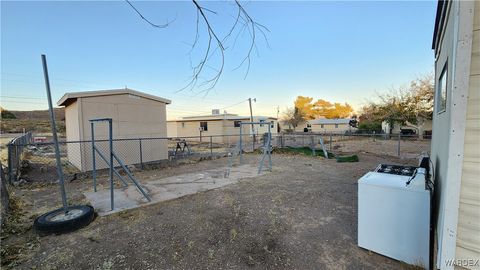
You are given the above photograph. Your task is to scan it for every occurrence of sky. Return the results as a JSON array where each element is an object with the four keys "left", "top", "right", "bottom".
[{"left": 1, "top": 0, "right": 437, "bottom": 120}]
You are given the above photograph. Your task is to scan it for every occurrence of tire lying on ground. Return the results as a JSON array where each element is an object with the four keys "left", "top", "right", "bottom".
[{"left": 34, "top": 205, "right": 95, "bottom": 234}]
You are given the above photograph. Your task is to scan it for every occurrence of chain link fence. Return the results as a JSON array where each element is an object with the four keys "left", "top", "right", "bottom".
[
  {"left": 6, "top": 132, "right": 33, "bottom": 183},
  {"left": 5, "top": 132, "right": 430, "bottom": 184}
]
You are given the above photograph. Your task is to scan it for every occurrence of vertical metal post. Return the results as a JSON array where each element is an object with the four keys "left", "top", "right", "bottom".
[
  {"left": 397, "top": 133, "right": 401, "bottom": 157},
  {"left": 139, "top": 138, "right": 143, "bottom": 169},
  {"left": 248, "top": 98, "right": 255, "bottom": 150},
  {"left": 108, "top": 119, "right": 114, "bottom": 211},
  {"left": 239, "top": 124, "right": 243, "bottom": 163},
  {"left": 268, "top": 125, "right": 272, "bottom": 171},
  {"left": 7, "top": 144, "right": 13, "bottom": 183},
  {"left": 91, "top": 122, "right": 97, "bottom": 192},
  {"left": 373, "top": 131, "right": 376, "bottom": 142},
  {"left": 41, "top": 54, "right": 68, "bottom": 211},
  {"left": 210, "top": 136, "right": 213, "bottom": 156},
  {"left": 329, "top": 135, "right": 332, "bottom": 151}
]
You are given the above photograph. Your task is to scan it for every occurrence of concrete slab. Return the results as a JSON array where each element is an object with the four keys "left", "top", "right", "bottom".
[{"left": 84, "top": 164, "right": 264, "bottom": 216}]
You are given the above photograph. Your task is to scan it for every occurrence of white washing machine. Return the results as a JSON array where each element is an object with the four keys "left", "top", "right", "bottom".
[{"left": 358, "top": 164, "right": 431, "bottom": 269}]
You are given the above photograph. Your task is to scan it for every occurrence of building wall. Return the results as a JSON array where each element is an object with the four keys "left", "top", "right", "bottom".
[
  {"left": 64, "top": 93, "right": 168, "bottom": 171},
  {"left": 432, "top": 1, "right": 478, "bottom": 268},
  {"left": 431, "top": 1, "right": 455, "bottom": 266},
  {"left": 295, "top": 122, "right": 353, "bottom": 133},
  {"left": 167, "top": 121, "right": 178, "bottom": 137},
  {"left": 169, "top": 118, "right": 277, "bottom": 144},
  {"left": 64, "top": 100, "right": 82, "bottom": 169},
  {"left": 456, "top": 1, "right": 480, "bottom": 263}
]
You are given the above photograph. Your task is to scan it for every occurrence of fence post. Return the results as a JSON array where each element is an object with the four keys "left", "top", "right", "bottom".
[
  {"left": 373, "top": 131, "right": 376, "bottom": 142},
  {"left": 397, "top": 133, "right": 401, "bottom": 157},
  {"left": 139, "top": 138, "right": 143, "bottom": 169},
  {"left": 7, "top": 144, "right": 14, "bottom": 183},
  {"left": 91, "top": 122, "right": 97, "bottom": 192},
  {"left": 210, "top": 136, "right": 213, "bottom": 156},
  {"left": 329, "top": 135, "right": 332, "bottom": 151}
]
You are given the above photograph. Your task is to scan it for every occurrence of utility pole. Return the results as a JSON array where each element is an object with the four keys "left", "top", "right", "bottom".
[{"left": 248, "top": 98, "right": 256, "bottom": 149}]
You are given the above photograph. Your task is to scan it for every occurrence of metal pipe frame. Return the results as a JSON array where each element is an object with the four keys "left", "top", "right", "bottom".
[
  {"left": 92, "top": 145, "right": 128, "bottom": 187},
  {"left": 89, "top": 118, "right": 115, "bottom": 210},
  {"left": 89, "top": 118, "right": 150, "bottom": 210}
]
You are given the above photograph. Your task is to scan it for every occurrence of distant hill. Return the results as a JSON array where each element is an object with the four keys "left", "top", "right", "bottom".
[
  {"left": 6, "top": 108, "right": 65, "bottom": 121},
  {"left": 1, "top": 108, "right": 65, "bottom": 134}
]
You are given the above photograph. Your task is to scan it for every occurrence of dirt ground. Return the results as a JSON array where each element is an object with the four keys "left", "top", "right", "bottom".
[{"left": 1, "top": 140, "right": 430, "bottom": 269}]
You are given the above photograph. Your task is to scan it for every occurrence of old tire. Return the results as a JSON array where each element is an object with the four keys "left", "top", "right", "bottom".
[{"left": 34, "top": 205, "right": 95, "bottom": 234}]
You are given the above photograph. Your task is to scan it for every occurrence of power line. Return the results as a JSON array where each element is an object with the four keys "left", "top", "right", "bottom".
[{"left": 1, "top": 96, "right": 46, "bottom": 100}]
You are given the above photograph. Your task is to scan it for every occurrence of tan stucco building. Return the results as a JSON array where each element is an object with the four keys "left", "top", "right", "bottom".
[
  {"left": 294, "top": 118, "right": 355, "bottom": 133},
  {"left": 381, "top": 118, "right": 433, "bottom": 136},
  {"left": 58, "top": 88, "right": 171, "bottom": 171},
  {"left": 167, "top": 111, "right": 278, "bottom": 144},
  {"left": 431, "top": 1, "right": 479, "bottom": 269}
]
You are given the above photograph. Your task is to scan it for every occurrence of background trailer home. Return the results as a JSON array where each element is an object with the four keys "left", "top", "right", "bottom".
[
  {"left": 58, "top": 88, "right": 171, "bottom": 171},
  {"left": 167, "top": 110, "right": 278, "bottom": 144},
  {"left": 294, "top": 118, "right": 356, "bottom": 133},
  {"left": 431, "top": 1, "right": 479, "bottom": 269}
]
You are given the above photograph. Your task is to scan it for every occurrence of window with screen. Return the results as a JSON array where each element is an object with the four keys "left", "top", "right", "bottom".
[
  {"left": 234, "top": 121, "right": 241, "bottom": 127},
  {"left": 200, "top": 121, "right": 208, "bottom": 131},
  {"left": 437, "top": 63, "right": 447, "bottom": 113}
]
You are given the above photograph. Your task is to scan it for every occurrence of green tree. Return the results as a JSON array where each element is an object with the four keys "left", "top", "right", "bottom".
[{"left": 0, "top": 108, "right": 16, "bottom": 119}]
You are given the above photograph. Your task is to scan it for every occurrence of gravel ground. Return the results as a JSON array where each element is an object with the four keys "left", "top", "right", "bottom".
[{"left": 1, "top": 142, "right": 430, "bottom": 269}]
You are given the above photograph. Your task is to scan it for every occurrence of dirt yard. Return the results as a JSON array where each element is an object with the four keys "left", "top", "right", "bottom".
[{"left": 1, "top": 140, "right": 430, "bottom": 269}]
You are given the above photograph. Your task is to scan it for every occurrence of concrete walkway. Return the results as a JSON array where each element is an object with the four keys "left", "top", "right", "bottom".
[{"left": 84, "top": 164, "right": 263, "bottom": 216}]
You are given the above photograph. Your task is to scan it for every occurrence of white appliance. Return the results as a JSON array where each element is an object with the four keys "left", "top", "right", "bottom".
[{"left": 358, "top": 164, "right": 431, "bottom": 269}]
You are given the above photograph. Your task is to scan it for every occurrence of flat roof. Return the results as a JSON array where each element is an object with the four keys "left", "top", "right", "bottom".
[
  {"left": 168, "top": 115, "right": 277, "bottom": 122},
  {"left": 57, "top": 88, "right": 171, "bottom": 106},
  {"left": 307, "top": 118, "right": 352, "bottom": 125}
]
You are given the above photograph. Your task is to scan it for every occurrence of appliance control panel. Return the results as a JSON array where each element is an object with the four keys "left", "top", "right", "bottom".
[{"left": 375, "top": 164, "right": 418, "bottom": 177}]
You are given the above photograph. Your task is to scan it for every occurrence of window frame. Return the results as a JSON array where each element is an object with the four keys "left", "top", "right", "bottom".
[
  {"left": 436, "top": 61, "right": 448, "bottom": 114},
  {"left": 234, "top": 120, "right": 241, "bottom": 128},
  {"left": 200, "top": 121, "right": 208, "bottom": 131}
]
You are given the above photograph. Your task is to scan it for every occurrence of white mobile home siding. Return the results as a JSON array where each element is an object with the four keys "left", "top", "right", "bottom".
[{"left": 456, "top": 0, "right": 480, "bottom": 264}]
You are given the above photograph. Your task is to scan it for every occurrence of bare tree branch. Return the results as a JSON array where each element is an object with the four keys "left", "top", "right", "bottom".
[
  {"left": 126, "top": 0, "right": 269, "bottom": 94},
  {"left": 125, "top": 0, "right": 175, "bottom": 28}
]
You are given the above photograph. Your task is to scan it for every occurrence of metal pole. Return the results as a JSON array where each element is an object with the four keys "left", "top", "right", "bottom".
[
  {"left": 91, "top": 122, "right": 97, "bottom": 192},
  {"left": 268, "top": 125, "right": 272, "bottom": 171},
  {"left": 329, "top": 135, "right": 332, "bottom": 151},
  {"left": 93, "top": 146, "right": 128, "bottom": 186},
  {"left": 210, "top": 136, "right": 213, "bottom": 156},
  {"left": 397, "top": 133, "right": 401, "bottom": 157},
  {"left": 239, "top": 124, "right": 243, "bottom": 163},
  {"left": 41, "top": 54, "right": 68, "bottom": 211},
  {"left": 112, "top": 153, "right": 151, "bottom": 202},
  {"left": 139, "top": 138, "right": 143, "bottom": 169},
  {"left": 7, "top": 144, "right": 13, "bottom": 183},
  {"left": 248, "top": 98, "right": 255, "bottom": 150},
  {"left": 108, "top": 119, "right": 114, "bottom": 210}
]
